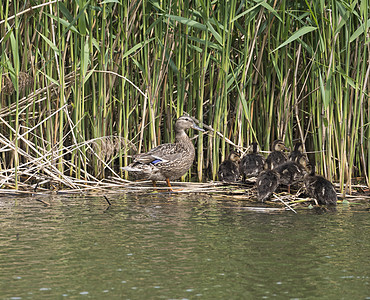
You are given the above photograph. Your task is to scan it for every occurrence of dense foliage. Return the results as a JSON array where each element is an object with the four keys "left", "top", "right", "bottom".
[{"left": 0, "top": 0, "right": 369, "bottom": 192}]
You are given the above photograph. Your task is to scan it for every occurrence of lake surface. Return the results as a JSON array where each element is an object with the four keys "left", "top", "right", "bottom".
[{"left": 0, "top": 192, "right": 369, "bottom": 299}]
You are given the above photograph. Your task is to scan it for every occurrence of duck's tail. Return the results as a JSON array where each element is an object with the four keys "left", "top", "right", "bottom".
[
  {"left": 121, "top": 165, "right": 141, "bottom": 172},
  {"left": 121, "top": 163, "right": 155, "bottom": 180}
]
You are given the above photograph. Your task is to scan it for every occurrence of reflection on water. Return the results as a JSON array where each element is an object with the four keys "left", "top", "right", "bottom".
[{"left": 0, "top": 193, "right": 369, "bottom": 299}]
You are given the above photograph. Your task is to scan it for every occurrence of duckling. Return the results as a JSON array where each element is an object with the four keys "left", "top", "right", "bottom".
[
  {"left": 289, "top": 142, "right": 303, "bottom": 161},
  {"left": 239, "top": 142, "right": 265, "bottom": 182},
  {"left": 218, "top": 151, "right": 241, "bottom": 182},
  {"left": 304, "top": 164, "right": 337, "bottom": 206},
  {"left": 256, "top": 166, "right": 280, "bottom": 202},
  {"left": 274, "top": 154, "right": 309, "bottom": 193},
  {"left": 265, "top": 140, "right": 288, "bottom": 169}
]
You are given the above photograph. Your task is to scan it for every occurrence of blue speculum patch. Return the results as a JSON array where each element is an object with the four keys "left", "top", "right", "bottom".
[{"left": 151, "top": 159, "right": 162, "bottom": 164}]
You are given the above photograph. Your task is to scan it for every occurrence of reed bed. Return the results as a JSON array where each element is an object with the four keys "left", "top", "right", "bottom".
[{"left": 0, "top": 0, "right": 369, "bottom": 195}]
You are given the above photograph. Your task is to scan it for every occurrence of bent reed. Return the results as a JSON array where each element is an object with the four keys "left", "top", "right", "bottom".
[{"left": 0, "top": 0, "right": 369, "bottom": 194}]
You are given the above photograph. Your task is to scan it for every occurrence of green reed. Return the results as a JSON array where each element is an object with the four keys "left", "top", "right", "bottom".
[{"left": 0, "top": 0, "right": 369, "bottom": 192}]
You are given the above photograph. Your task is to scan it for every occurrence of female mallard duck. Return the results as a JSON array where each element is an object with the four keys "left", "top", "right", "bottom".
[
  {"left": 239, "top": 142, "right": 265, "bottom": 182},
  {"left": 265, "top": 140, "right": 288, "bottom": 169},
  {"left": 289, "top": 142, "right": 303, "bottom": 161},
  {"left": 218, "top": 151, "right": 241, "bottom": 182},
  {"left": 256, "top": 166, "right": 280, "bottom": 202},
  {"left": 304, "top": 164, "right": 337, "bottom": 206},
  {"left": 122, "top": 115, "right": 205, "bottom": 190},
  {"left": 274, "top": 154, "right": 308, "bottom": 193}
]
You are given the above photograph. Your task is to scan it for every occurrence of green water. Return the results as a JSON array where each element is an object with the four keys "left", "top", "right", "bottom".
[{"left": 0, "top": 193, "right": 369, "bottom": 299}]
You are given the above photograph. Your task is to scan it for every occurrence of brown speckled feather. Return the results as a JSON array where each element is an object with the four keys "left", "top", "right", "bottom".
[{"left": 123, "top": 116, "right": 204, "bottom": 183}]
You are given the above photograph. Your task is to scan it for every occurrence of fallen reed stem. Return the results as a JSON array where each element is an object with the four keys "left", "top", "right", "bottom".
[{"left": 273, "top": 194, "right": 298, "bottom": 214}]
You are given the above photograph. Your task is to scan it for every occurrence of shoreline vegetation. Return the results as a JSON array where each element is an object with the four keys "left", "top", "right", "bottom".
[
  {"left": 1, "top": 180, "right": 369, "bottom": 214},
  {"left": 0, "top": 1, "right": 369, "bottom": 198}
]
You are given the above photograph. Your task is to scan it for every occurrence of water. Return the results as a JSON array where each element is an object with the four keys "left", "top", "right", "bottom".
[{"left": 0, "top": 193, "right": 369, "bottom": 299}]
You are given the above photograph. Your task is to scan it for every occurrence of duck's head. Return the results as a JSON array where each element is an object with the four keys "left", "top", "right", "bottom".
[
  {"left": 247, "top": 142, "right": 260, "bottom": 154},
  {"left": 297, "top": 154, "right": 309, "bottom": 169},
  {"left": 293, "top": 142, "right": 303, "bottom": 153},
  {"left": 228, "top": 151, "right": 241, "bottom": 162},
  {"left": 272, "top": 140, "right": 289, "bottom": 152},
  {"left": 176, "top": 115, "right": 205, "bottom": 132},
  {"left": 304, "top": 162, "right": 315, "bottom": 176}
]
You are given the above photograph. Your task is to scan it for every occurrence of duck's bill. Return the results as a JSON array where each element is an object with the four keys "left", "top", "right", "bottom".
[{"left": 192, "top": 124, "right": 205, "bottom": 132}]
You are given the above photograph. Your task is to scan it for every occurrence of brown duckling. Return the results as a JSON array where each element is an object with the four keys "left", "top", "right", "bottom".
[
  {"left": 256, "top": 166, "right": 280, "bottom": 202},
  {"left": 266, "top": 140, "right": 288, "bottom": 169},
  {"left": 239, "top": 142, "right": 265, "bottom": 182},
  {"left": 218, "top": 151, "right": 241, "bottom": 182},
  {"left": 304, "top": 164, "right": 337, "bottom": 206},
  {"left": 274, "top": 154, "right": 309, "bottom": 193},
  {"left": 289, "top": 142, "right": 303, "bottom": 161}
]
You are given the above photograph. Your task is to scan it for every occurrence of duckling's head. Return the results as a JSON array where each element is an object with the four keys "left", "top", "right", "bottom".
[
  {"left": 272, "top": 140, "right": 288, "bottom": 152},
  {"left": 176, "top": 115, "right": 205, "bottom": 132},
  {"left": 247, "top": 142, "right": 260, "bottom": 154},
  {"left": 305, "top": 162, "right": 315, "bottom": 176},
  {"left": 228, "top": 151, "right": 241, "bottom": 162},
  {"left": 297, "top": 154, "right": 309, "bottom": 169},
  {"left": 293, "top": 142, "right": 303, "bottom": 153}
]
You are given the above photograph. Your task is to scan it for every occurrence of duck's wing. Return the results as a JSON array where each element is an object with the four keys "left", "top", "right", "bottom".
[
  {"left": 314, "top": 177, "right": 337, "bottom": 204},
  {"left": 218, "top": 161, "right": 239, "bottom": 181},
  {"left": 266, "top": 152, "right": 287, "bottom": 169},
  {"left": 256, "top": 170, "right": 279, "bottom": 201},
  {"left": 134, "top": 143, "right": 183, "bottom": 164},
  {"left": 241, "top": 154, "right": 264, "bottom": 172}
]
